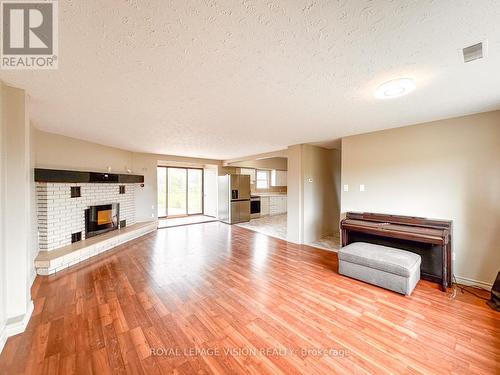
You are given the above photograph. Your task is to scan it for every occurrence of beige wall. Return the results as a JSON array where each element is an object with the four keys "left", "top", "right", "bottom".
[
  {"left": 0, "top": 82, "right": 5, "bottom": 350},
  {"left": 133, "top": 153, "right": 221, "bottom": 221},
  {"left": 29, "top": 125, "right": 38, "bottom": 274},
  {"left": 302, "top": 145, "right": 340, "bottom": 243},
  {"left": 286, "top": 145, "right": 303, "bottom": 243},
  {"left": 341, "top": 110, "right": 500, "bottom": 286},
  {"left": 3, "top": 85, "right": 32, "bottom": 317},
  {"left": 34, "top": 129, "right": 134, "bottom": 173},
  {"left": 0, "top": 83, "right": 36, "bottom": 352},
  {"left": 33, "top": 130, "right": 221, "bottom": 222},
  {"left": 228, "top": 157, "right": 287, "bottom": 170},
  {"left": 218, "top": 166, "right": 238, "bottom": 176},
  {"left": 287, "top": 144, "right": 340, "bottom": 244},
  {"left": 227, "top": 157, "right": 289, "bottom": 193},
  {"left": 331, "top": 149, "right": 342, "bottom": 232}
]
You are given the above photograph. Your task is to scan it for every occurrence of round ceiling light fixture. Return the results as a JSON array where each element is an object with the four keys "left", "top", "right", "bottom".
[{"left": 375, "top": 78, "right": 416, "bottom": 99}]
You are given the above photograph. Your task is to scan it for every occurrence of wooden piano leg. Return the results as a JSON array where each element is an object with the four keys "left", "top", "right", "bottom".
[
  {"left": 441, "top": 281, "right": 447, "bottom": 292},
  {"left": 341, "top": 229, "right": 348, "bottom": 247},
  {"left": 441, "top": 243, "right": 448, "bottom": 292}
]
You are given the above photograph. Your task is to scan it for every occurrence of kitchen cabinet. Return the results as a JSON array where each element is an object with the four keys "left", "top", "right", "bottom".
[
  {"left": 271, "top": 170, "right": 287, "bottom": 187},
  {"left": 280, "top": 171, "right": 287, "bottom": 186},
  {"left": 269, "top": 196, "right": 287, "bottom": 215},
  {"left": 260, "top": 196, "right": 270, "bottom": 216},
  {"left": 239, "top": 168, "right": 256, "bottom": 183}
]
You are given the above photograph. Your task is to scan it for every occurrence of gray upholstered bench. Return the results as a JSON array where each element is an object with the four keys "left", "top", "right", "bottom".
[{"left": 338, "top": 242, "right": 421, "bottom": 295}]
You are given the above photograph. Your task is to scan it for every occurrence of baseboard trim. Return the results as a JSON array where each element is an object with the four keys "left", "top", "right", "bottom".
[
  {"left": 0, "top": 300, "right": 34, "bottom": 354},
  {"left": 30, "top": 268, "right": 37, "bottom": 286},
  {"left": 454, "top": 275, "right": 493, "bottom": 290}
]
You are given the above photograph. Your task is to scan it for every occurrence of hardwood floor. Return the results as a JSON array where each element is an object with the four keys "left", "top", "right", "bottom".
[{"left": 1, "top": 222, "right": 498, "bottom": 374}]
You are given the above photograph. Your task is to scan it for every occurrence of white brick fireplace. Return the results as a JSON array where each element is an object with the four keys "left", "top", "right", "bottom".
[{"left": 36, "top": 183, "right": 137, "bottom": 251}]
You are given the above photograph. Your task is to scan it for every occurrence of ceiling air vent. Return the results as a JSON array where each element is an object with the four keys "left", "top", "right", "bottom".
[{"left": 462, "top": 42, "right": 484, "bottom": 63}]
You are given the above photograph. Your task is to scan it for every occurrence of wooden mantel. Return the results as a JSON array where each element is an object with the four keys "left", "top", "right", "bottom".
[{"left": 34, "top": 168, "right": 144, "bottom": 184}]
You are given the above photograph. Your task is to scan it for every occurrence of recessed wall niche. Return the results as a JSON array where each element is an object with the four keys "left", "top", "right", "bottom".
[{"left": 71, "top": 186, "right": 81, "bottom": 198}]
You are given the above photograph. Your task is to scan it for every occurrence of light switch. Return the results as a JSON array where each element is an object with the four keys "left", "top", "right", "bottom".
[
  {"left": 359, "top": 184, "right": 365, "bottom": 192},
  {"left": 343, "top": 184, "right": 349, "bottom": 192}
]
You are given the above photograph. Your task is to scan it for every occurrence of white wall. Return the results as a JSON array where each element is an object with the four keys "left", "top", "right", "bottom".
[
  {"left": 341, "top": 110, "right": 500, "bottom": 287},
  {"left": 0, "top": 83, "right": 35, "bottom": 352}
]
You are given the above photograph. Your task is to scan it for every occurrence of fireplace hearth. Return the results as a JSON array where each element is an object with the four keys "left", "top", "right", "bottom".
[{"left": 85, "top": 203, "right": 120, "bottom": 238}]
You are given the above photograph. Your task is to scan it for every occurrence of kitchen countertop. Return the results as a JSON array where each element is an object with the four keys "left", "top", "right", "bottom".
[{"left": 252, "top": 193, "right": 287, "bottom": 197}]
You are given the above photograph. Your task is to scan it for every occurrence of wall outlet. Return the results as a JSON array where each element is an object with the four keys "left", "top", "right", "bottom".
[
  {"left": 359, "top": 184, "right": 365, "bottom": 192},
  {"left": 452, "top": 252, "right": 456, "bottom": 261},
  {"left": 343, "top": 184, "right": 349, "bottom": 192}
]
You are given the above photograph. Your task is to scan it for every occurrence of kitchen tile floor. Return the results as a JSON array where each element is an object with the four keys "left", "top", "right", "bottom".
[
  {"left": 237, "top": 215, "right": 341, "bottom": 252},
  {"left": 309, "top": 233, "right": 341, "bottom": 252},
  {"left": 236, "top": 214, "right": 287, "bottom": 240}
]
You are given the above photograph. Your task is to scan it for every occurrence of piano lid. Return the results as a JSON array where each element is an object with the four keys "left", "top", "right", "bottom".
[{"left": 342, "top": 212, "right": 452, "bottom": 245}]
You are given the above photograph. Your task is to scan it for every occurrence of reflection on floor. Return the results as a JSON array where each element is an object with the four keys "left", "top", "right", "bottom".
[
  {"left": 236, "top": 214, "right": 287, "bottom": 240},
  {"left": 237, "top": 214, "right": 341, "bottom": 252},
  {"left": 158, "top": 215, "right": 217, "bottom": 229},
  {"left": 309, "top": 233, "right": 341, "bottom": 252},
  {"left": 2, "top": 222, "right": 497, "bottom": 374}
]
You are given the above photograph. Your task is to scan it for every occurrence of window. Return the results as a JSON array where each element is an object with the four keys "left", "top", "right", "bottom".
[
  {"left": 256, "top": 170, "right": 269, "bottom": 189},
  {"left": 157, "top": 166, "right": 204, "bottom": 217}
]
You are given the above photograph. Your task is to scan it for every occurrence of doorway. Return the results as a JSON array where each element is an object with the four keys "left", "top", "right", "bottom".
[{"left": 157, "top": 167, "right": 203, "bottom": 218}]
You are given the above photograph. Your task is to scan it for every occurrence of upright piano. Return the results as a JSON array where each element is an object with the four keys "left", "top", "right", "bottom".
[{"left": 341, "top": 212, "right": 452, "bottom": 291}]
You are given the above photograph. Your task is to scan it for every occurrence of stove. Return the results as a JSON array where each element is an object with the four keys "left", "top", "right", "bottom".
[{"left": 250, "top": 196, "right": 260, "bottom": 219}]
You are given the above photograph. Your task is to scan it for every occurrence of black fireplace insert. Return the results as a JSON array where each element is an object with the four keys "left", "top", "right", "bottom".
[{"left": 85, "top": 203, "right": 120, "bottom": 238}]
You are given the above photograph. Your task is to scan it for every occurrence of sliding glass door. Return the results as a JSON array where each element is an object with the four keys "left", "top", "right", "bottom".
[
  {"left": 157, "top": 167, "right": 203, "bottom": 218},
  {"left": 187, "top": 169, "right": 203, "bottom": 214}
]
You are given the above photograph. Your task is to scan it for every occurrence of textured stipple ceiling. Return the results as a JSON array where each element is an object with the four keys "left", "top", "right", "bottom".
[{"left": 1, "top": 1, "right": 500, "bottom": 160}]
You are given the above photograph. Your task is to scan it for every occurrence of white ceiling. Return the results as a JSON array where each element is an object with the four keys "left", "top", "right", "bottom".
[{"left": 1, "top": 1, "right": 500, "bottom": 160}]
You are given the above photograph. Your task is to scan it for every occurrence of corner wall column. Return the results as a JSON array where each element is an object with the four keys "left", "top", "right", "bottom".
[
  {"left": 286, "top": 144, "right": 304, "bottom": 244},
  {"left": 0, "top": 83, "right": 35, "bottom": 353}
]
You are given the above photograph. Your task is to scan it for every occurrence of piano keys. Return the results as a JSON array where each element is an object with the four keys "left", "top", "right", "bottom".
[{"left": 341, "top": 212, "right": 452, "bottom": 291}]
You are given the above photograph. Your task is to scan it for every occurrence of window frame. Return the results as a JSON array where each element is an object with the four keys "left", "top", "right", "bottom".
[{"left": 256, "top": 169, "right": 270, "bottom": 189}]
